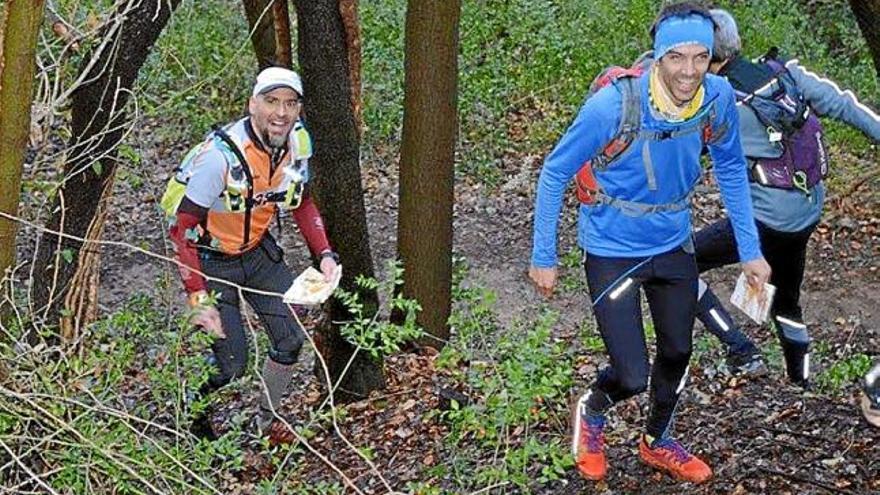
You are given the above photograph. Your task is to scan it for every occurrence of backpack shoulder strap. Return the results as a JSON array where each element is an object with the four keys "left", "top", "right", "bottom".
[
  {"left": 211, "top": 125, "right": 252, "bottom": 182},
  {"left": 632, "top": 50, "right": 655, "bottom": 71},
  {"left": 211, "top": 124, "right": 256, "bottom": 249},
  {"left": 758, "top": 46, "right": 792, "bottom": 66},
  {"left": 589, "top": 76, "right": 642, "bottom": 171},
  {"left": 614, "top": 76, "right": 642, "bottom": 135},
  {"left": 761, "top": 57, "right": 789, "bottom": 78}
]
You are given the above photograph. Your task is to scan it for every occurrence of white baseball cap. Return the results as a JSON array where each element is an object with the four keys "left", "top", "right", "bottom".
[{"left": 252, "top": 67, "right": 303, "bottom": 97}]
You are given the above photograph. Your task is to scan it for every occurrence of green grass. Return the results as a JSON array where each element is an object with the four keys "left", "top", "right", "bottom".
[
  {"left": 723, "top": 0, "right": 879, "bottom": 158},
  {"left": 109, "top": 0, "right": 878, "bottom": 184},
  {"left": 438, "top": 304, "right": 575, "bottom": 491},
  {"left": 433, "top": 259, "right": 575, "bottom": 492},
  {"left": 0, "top": 293, "right": 229, "bottom": 493},
  {"left": 361, "top": 0, "right": 878, "bottom": 185},
  {"left": 138, "top": 0, "right": 259, "bottom": 142}
]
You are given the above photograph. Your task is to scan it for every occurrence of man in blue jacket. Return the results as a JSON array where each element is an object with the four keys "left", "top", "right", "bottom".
[
  {"left": 529, "top": 2, "right": 770, "bottom": 483},
  {"left": 693, "top": 9, "right": 880, "bottom": 387}
]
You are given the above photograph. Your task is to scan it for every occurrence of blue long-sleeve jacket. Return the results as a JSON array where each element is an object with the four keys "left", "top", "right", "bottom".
[
  {"left": 740, "top": 57, "right": 880, "bottom": 232},
  {"left": 531, "top": 72, "right": 762, "bottom": 267}
]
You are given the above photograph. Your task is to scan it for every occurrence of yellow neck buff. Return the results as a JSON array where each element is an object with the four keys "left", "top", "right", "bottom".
[{"left": 649, "top": 64, "right": 705, "bottom": 122}]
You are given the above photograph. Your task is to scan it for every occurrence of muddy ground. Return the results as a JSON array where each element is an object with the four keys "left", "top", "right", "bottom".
[{"left": 16, "top": 125, "right": 876, "bottom": 494}]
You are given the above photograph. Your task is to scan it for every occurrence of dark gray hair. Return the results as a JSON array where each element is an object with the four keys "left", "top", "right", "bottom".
[{"left": 710, "top": 8, "right": 741, "bottom": 62}]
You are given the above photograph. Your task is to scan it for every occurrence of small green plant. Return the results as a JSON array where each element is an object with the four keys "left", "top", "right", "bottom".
[
  {"left": 438, "top": 265, "right": 575, "bottom": 492},
  {"left": 644, "top": 318, "right": 656, "bottom": 342},
  {"left": 579, "top": 318, "right": 605, "bottom": 353},
  {"left": 405, "top": 481, "right": 447, "bottom": 495},
  {"left": 763, "top": 338, "right": 785, "bottom": 371},
  {"left": 693, "top": 334, "right": 720, "bottom": 360},
  {"left": 336, "top": 260, "right": 424, "bottom": 360},
  {"left": 288, "top": 480, "right": 345, "bottom": 495},
  {"left": 558, "top": 247, "right": 587, "bottom": 292},
  {"left": 817, "top": 353, "right": 872, "bottom": 392}
]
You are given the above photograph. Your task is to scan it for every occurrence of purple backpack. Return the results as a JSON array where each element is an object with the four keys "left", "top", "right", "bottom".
[{"left": 727, "top": 51, "right": 829, "bottom": 193}]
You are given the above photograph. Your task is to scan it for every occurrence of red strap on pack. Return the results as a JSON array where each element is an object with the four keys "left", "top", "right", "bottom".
[
  {"left": 602, "top": 136, "right": 630, "bottom": 158},
  {"left": 575, "top": 161, "right": 600, "bottom": 204},
  {"left": 575, "top": 134, "right": 636, "bottom": 204},
  {"left": 589, "top": 66, "right": 645, "bottom": 94}
]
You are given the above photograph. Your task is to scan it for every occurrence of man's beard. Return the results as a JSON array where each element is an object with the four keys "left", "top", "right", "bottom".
[{"left": 262, "top": 130, "right": 287, "bottom": 148}]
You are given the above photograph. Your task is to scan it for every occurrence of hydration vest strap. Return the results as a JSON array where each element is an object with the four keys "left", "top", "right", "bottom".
[
  {"left": 618, "top": 77, "right": 641, "bottom": 135},
  {"left": 577, "top": 76, "right": 717, "bottom": 210},
  {"left": 591, "top": 77, "right": 642, "bottom": 173},
  {"left": 593, "top": 189, "right": 695, "bottom": 218},
  {"left": 211, "top": 125, "right": 255, "bottom": 250}
]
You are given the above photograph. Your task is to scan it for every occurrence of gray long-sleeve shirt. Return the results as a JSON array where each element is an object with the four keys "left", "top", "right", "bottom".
[{"left": 744, "top": 58, "right": 880, "bottom": 232}]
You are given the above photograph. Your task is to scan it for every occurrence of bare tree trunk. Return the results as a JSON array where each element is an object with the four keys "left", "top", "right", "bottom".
[
  {"left": 339, "top": 0, "right": 362, "bottom": 135},
  {"left": 273, "top": 0, "right": 291, "bottom": 67},
  {"left": 30, "top": 0, "right": 180, "bottom": 336},
  {"left": 242, "top": 0, "right": 291, "bottom": 69},
  {"left": 0, "top": 0, "right": 46, "bottom": 282},
  {"left": 59, "top": 174, "right": 114, "bottom": 340},
  {"left": 242, "top": 0, "right": 278, "bottom": 69},
  {"left": 396, "top": 0, "right": 461, "bottom": 347},
  {"left": 292, "top": 0, "right": 384, "bottom": 401},
  {"left": 849, "top": 0, "right": 880, "bottom": 78}
]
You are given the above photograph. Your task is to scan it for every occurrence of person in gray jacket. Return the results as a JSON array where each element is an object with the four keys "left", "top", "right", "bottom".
[{"left": 693, "top": 9, "right": 880, "bottom": 387}]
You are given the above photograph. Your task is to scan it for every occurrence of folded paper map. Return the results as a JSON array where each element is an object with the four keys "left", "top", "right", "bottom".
[
  {"left": 729, "top": 272, "right": 776, "bottom": 324},
  {"left": 283, "top": 266, "right": 342, "bottom": 305}
]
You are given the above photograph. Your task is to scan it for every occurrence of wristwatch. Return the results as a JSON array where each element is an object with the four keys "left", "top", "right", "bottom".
[{"left": 320, "top": 250, "right": 339, "bottom": 263}]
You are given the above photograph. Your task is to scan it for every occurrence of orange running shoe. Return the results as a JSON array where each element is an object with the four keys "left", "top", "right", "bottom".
[
  {"left": 638, "top": 435, "right": 712, "bottom": 484},
  {"left": 571, "top": 393, "right": 607, "bottom": 480}
]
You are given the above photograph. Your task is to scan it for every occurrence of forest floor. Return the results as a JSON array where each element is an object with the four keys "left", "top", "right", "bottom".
[{"left": 71, "top": 119, "right": 880, "bottom": 494}]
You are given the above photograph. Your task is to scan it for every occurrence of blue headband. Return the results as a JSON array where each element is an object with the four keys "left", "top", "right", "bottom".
[{"left": 653, "top": 13, "right": 714, "bottom": 60}]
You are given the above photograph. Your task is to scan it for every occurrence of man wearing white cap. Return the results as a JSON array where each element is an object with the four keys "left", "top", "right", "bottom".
[{"left": 166, "top": 67, "right": 339, "bottom": 439}]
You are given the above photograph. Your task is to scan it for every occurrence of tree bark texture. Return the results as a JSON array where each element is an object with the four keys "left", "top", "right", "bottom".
[
  {"left": 0, "top": 0, "right": 46, "bottom": 282},
  {"left": 396, "top": 0, "right": 461, "bottom": 347},
  {"left": 339, "top": 0, "right": 362, "bottom": 135},
  {"left": 59, "top": 173, "right": 114, "bottom": 340},
  {"left": 273, "top": 0, "right": 292, "bottom": 67},
  {"left": 293, "top": 0, "right": 384, "bottom": 401},
  {"left": 242, "top": 0, "right": 278, "bottom": 69},
  {"left": 849, "top": 0, "right": 880, "bottom": 78},
  {"left": 31, "top": 0, "right": 180, "bottom": 333}
]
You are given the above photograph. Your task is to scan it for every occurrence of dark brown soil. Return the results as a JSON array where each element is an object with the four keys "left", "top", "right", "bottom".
[{"left": 62, "top": 124, "right": 879, "bottom": 493}]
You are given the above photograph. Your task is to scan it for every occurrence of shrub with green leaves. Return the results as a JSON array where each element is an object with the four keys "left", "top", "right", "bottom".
[
  {"left": 817, "top": 352, "right": 873, "bottom": 392},
  {"left": 360, "top": 0, "right": 877, "bottom": 186},
  {"left": 434, "top": 260, "right": 574, "bottom": 492},
  {"left": 139, "top": 0, "right": 258, "bottom": 141},
  {"left": 0, "top": 294, "right": 236, "bottom": 493},
  {"left": 336, "top": 260, "right": 424, "bottom": 360}
]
